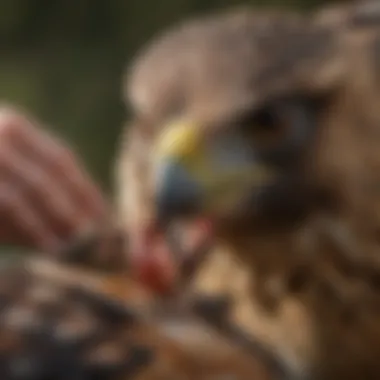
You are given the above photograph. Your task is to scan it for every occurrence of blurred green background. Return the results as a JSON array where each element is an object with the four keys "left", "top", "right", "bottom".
[{"left": 0, "top": 0, "right": 333, "bottom": 195}]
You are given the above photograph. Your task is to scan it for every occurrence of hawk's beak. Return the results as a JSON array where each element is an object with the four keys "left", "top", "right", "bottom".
[
  {"left": 153, "top": 120, "right": 205, "bottom": 224},
  {"left": 153, "top": 119, "right": 277, "bottom": 224}
]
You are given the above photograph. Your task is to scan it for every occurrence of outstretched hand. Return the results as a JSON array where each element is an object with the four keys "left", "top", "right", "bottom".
[{"left": 0, "top": 107, "right": 109, "bottom": 253}]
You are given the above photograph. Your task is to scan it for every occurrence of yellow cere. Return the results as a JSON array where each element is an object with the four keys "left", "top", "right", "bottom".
[{"left": 154, "top": 119, "right": 204, "bottom": 161}]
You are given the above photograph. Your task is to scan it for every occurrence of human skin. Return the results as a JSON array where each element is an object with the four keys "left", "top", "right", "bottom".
[{"left": 0, "top": 106, "right": 109, "bottom": 253}]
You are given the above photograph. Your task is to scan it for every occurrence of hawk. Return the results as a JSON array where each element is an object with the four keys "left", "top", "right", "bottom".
[{"left": 115, "top": 1, "right": 380, "bottom": 379}]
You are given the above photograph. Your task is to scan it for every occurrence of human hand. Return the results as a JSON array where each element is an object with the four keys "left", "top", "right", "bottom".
[{"left": 0, "top": 106, "right": 108, "bottom": 253}]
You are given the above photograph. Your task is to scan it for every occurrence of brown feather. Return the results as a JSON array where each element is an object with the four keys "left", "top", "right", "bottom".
[{"left": 0, "top": 256, "right": 271, "bottom": 380}]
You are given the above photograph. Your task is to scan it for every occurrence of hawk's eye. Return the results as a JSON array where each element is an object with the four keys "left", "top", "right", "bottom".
[
  {"left": 237, "top": 102, "right": 289, "bottom": 150},
  {"left": 235, "top": 96, "right": 321, "bottom": 168},
  {"left": 250, "top": 106, "right": 279, "bottom": 132}
]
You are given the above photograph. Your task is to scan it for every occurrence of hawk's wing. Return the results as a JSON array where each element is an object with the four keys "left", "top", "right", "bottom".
[{"left": 0, "top": 255, "right": 272, "bottom": 380}]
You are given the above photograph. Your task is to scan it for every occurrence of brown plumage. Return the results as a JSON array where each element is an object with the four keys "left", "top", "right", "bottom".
[
  {"left": 116, "top": 1, "right": 380, "bottom": 379},
  {"left": 0, "top": 254, "right": 270, "bottom": 380}
]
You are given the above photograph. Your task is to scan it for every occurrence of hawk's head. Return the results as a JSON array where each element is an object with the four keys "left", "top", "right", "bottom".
[
  {"left": 123, "top": 8, "right": 340, "bottom": 236},
  {"left": 118, "top": 2, "right": 380, "bottom": 291},
  {"left": 152, "top": 96, "right": 322, "bottom": 233}
]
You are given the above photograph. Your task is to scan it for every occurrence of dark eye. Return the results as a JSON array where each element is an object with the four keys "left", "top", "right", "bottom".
[
  {"left": 231, "top": 95, "right": 321, "bottom": 155},
  {"left": 251, "top": 106, "right": 280, "bottom": 132},
  {"left": 235, "top": 102, "right": 284, "bottom": 136},
  {"left": 236, "top": 103, "right": 287, "bottom": 149}
]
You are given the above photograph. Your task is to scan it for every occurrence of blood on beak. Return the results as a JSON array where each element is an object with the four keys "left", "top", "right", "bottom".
[{"left": 129, "top": 218, "right": 214, "bottom": 296}]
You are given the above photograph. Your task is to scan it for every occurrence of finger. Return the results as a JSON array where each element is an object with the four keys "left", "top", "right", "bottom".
[
  {"left": 0, "top": 184, "right": 60, "bottom": 251},
  {"left": 0, "top": 109, "right": 108, "bottom": 221},
  {"left": 0, "top": 144, "right": 89, "bottom": 242},
  {"left": 11, "top": 126, "right": 107, "bottom": 219},
  {"left": 43, "top": 137, "right": 108, "bottom": 220}
]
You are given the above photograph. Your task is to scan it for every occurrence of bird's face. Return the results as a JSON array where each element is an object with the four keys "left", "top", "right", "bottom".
[{"left": 153, "top": 96, "right": 321, "bottom": 233}]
